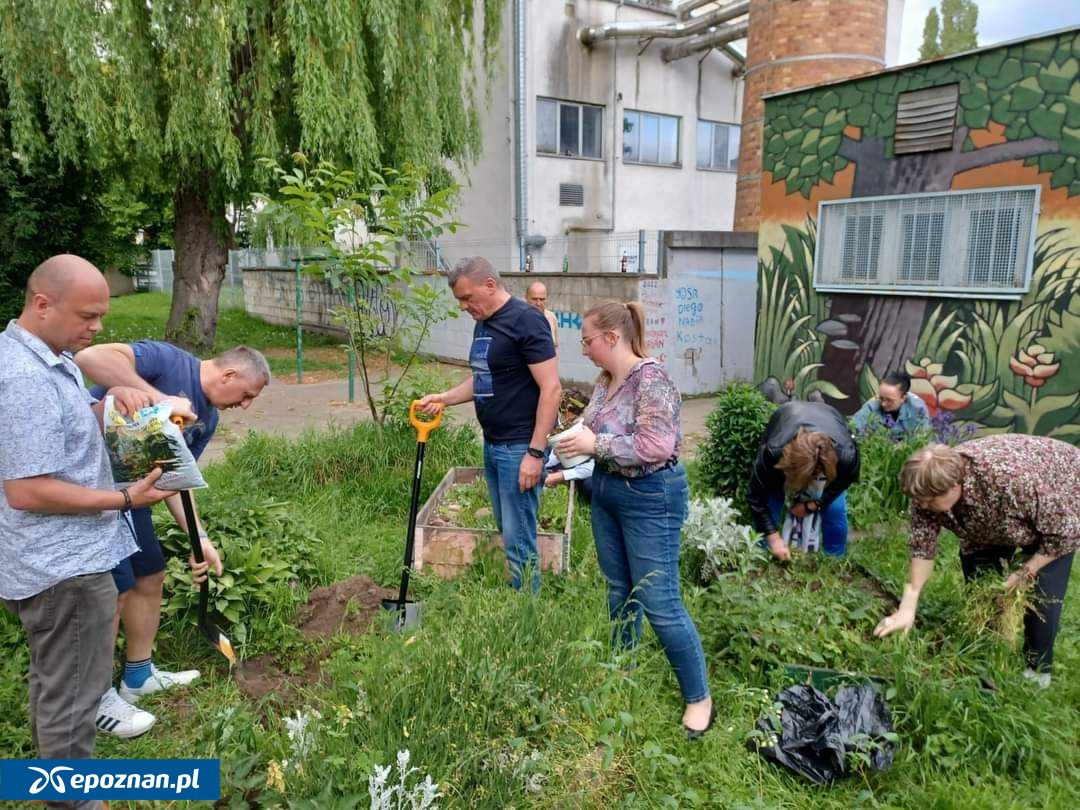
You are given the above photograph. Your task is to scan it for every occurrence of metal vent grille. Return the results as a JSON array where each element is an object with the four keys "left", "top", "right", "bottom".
[
  {"left": 894, "top": 84, "right": 959, "bottom": 155},
  {"left": 559, "top": 183, "right": 585, "bottom": 206},
  {"left": 815, "top": 186, "right": 1039, "bottom": 298}
]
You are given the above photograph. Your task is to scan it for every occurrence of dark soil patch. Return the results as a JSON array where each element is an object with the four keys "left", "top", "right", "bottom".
[{"left": 236, "top": 574, "right": 397, "bottom": 703}]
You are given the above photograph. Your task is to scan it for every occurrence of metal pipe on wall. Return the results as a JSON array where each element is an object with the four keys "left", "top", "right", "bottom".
[
  {"left": 660, "top": 19, "right": 749, "bottom": 62},
  {"left": 514, "top": 0, "right": 527, "bottom": 271},
  {"left": 671, "top": 0, "right": 721, "bottom": 19},
  {"left": 578, "top": 0, "right": 749, "bottom": 47}
]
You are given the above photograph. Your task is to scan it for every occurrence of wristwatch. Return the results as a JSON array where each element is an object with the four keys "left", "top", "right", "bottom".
[{"left": 526, "top": 447, "right": 545, "bottom": 459}]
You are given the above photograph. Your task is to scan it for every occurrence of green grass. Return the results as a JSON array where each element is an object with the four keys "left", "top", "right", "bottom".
[
  {"left": 2, "top": 423, "right": 1076, "bottom": 808},
  {"left": 97, "top": 291, "right": 349, "bottom": 378},
  {"left": 2, "top": 300, "right": 1077, "bottom": 807}
]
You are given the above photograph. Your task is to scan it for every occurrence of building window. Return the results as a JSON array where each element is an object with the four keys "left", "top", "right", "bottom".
[
  {"left": 696, "top": 119, "right": 740, "bottom": 171},
  {"left": 623, "top": 110, "right": 680, "bottom": 166},
  {"left": 537, "top": 97, "right": 602, "bottom": 158},
  {"left": 815, "top": 187, "right": 1040, "bottom": 298}
]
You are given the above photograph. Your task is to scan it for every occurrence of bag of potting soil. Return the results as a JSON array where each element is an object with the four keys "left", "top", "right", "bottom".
[
  {"left": 748, "top": 684, "right": 896, "bottom": 784},
  {"left": 103, "top": 395, "right": 207, "bottom": 491}
]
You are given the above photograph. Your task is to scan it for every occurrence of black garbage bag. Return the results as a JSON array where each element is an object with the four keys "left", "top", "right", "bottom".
[{"left": 748, "top": 684, "right": 896, "bottom": 784}]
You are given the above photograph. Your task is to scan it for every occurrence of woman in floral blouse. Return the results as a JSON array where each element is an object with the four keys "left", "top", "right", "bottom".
[
  {"left": 874, "top": 434, "right": 1079, "bottom": 686},
  {"left": 554, "top": 301, "right": 712, "bottom": 738}
]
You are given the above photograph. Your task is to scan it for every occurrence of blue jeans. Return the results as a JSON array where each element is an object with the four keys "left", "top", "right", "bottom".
[
  {"left": 765, "top": 491, "right": 849, "bottom": 555},
  {"left": 483, "top": 441, "right": 542, "bottom": 591},
  {"left": 591, "top": 464, "right": 710, "bottom": 703}
]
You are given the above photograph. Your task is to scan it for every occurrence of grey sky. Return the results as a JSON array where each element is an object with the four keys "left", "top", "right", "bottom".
[{"left": 898, "top": 0, "right": 1080, "bottom": 65}]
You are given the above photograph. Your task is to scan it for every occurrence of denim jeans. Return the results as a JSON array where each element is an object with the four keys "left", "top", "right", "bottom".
[
  {"left": 590, "top": 464, "right": 710, "bottom": 703},
  {"left": 765, "top": 491, "right": 849, "bottom": 556},
  {"left": 4, "top": 572, "right": 116, "bottom": 810},
  {"left": 483, "top": 441, "right": 542, "bottom": 591}
]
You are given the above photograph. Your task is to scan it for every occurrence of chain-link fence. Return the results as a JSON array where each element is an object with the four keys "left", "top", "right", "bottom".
[{"left": 138, "top": 230, "right": 660, "bottom": 312}]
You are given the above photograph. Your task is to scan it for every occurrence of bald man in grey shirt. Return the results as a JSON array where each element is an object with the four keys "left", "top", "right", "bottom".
[{"left": 0, "top": 255, "right": 169, "bottom": 804}]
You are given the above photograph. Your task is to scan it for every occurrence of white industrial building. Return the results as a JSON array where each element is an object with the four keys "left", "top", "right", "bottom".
[{"left": 440, "top": 0, "right": 749, "bottom": 275}]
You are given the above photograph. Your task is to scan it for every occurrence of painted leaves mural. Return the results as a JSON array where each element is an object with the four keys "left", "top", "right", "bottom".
[{"left": 756, "top": 29, "right": 1080, "bottom": 442}]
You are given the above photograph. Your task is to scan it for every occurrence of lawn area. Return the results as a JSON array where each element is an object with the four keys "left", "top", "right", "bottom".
[
  {"left": 0, "top": 303, "right": 1076, "bottom": 807},
  {"left": 97, "top": 291, "right": 351, "bottom": 380}
]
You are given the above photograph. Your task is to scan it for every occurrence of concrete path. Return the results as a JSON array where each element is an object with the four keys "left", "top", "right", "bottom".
[{"left": 203, "top": 377, "right": 717, "bottom": 464}]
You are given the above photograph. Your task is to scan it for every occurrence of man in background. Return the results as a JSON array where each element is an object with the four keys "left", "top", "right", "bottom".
[{"left": 525, "top": 281, "right": 559, "bottom": 351}]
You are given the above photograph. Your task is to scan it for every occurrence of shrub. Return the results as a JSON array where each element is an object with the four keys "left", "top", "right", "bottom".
[
  {"left": 682, "top": 496, "right": 762, "bottom": 581},
  {"left": 846, "top": 421, "right": 931, "bottom": 528},
  {"left": 696, "top": 382, "right": 775, "bottom": 521},
  {"left": 156, "top": 498, "right": 322, "bottom": 654}
]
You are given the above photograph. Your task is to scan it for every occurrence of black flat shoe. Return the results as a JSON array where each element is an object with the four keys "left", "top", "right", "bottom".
[{"left": 684, "top": 704, "right": 716, "bottom": 741}]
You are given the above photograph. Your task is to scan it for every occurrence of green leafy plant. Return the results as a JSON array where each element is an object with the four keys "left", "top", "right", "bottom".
[
  {"left": 255, "top": 155, "right": 460, "bottom": 427},
  {"left": 696, "top": 382, "right": 776, "bottom": 521},
  {"left": 156, "top": 498, "right": 322, "bottom": 655},
  {"left": 847, "top": 421, "right": 932, "bottom": 528},
  {"left": 682, "top": 496, "right": 762, "bottom": 581}
]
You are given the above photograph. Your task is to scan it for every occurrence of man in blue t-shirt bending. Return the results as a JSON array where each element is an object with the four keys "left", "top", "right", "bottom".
[
  {"left": 419, "top": 257, "right": 560, "bottom": 591},
  {"left": 76, "top": 340, "right": 269, "bottom": 737}
]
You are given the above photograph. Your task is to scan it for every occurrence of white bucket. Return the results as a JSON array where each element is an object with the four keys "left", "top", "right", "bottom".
[{"left": 548, "top": 418, "right": 592, "bottom": 468}]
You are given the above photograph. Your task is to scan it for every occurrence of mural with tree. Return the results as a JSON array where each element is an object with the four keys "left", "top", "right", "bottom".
[{"left": 755, "top": 29, "right": 1080, "bottom": 443}]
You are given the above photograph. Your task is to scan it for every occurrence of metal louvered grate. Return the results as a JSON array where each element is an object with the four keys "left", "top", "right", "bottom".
[
  {"left": 815, "top": 186, "right": 1039, "bottom": 298},
  {"left": 559, "top": 183, "right": 584, "bottom": 206},
  {"left": 894, "top": 84, "right": 959, "bottom": 155}
]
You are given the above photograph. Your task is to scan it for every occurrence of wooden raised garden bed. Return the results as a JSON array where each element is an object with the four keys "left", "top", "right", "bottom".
[{"left": 412, "top": 467, "right": 574, "bottom": 578}]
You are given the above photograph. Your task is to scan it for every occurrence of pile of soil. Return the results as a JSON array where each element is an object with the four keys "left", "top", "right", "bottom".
[{"left": 236, "top": 574, "right": 397, "bottom": 702}]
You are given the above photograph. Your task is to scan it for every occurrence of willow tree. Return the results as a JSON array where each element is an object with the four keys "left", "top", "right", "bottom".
[{"left": 0, "top": 1, "right": 502, "bottom": 353}]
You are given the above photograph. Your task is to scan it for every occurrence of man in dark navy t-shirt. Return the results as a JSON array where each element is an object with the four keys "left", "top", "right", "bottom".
[
  {"left": 76, "top": 340, "right": 269, "bottom": 736},
  {"left": 419, "top": 257, "right": 560, "bottom": 591}
]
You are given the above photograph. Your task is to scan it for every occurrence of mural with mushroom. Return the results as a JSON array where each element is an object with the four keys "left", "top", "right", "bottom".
[{"left": 754, "top": 30, "right": 1080, "bottom": 443}]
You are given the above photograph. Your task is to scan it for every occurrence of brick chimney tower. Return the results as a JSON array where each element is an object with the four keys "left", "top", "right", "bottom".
[{"left": 733, "top": 0, "right": 891, "bottom": 231}]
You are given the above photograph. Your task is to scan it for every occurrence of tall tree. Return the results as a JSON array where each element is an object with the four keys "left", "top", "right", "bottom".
[
  {"left": 939, "top": 0, "right": 979, "bottom": 55},
  {"left": 921, "top": 0, "right": 979, "bottom": 60},
  {"left": 919, "top": 7, "right": 942, "bottom": 60},
  {"left": 0, "top": 1, "right": 502, "bottom": 353}
]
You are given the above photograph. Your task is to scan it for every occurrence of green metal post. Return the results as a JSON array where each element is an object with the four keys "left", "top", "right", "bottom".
[
  {"left": 294, "top": 257, "right": 304, "bottom": 383},
  {"left": 346, "top": 281, "right": 356, "bottom": 403}
]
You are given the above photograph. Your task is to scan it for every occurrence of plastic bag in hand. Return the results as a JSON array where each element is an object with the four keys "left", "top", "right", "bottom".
[{"left": 103, "top": 395, "right": 207, "bottom": 491}]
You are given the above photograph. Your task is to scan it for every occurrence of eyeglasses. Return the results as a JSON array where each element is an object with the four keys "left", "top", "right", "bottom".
[{"left": 580, "top": 333, "right": 604, "bottom": 348}]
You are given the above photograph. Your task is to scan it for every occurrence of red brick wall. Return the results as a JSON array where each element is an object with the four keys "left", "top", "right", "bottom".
[{"left": 734, "top": 0, "right": 888, "bottom": 231}]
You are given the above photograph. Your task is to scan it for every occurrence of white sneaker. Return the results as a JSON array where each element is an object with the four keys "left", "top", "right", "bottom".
[
  {"left": 1022, "top": 668, "right": 1051, "bottom": 688},
  {"left": 119, "top": 664, "right": 200, "bottom": 703},
  {"left": 96, "top": 687, "right": 156, "bottom": 738}
]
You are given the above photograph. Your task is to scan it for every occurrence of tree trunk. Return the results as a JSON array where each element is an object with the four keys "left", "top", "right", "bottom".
[{"left": 165, "top": 174, "right": 230, "bottom": 355}]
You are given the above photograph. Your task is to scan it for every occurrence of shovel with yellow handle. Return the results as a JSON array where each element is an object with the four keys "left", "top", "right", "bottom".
[
  {"left": 170, "top": 416, "right": 236, "bottom": 665},
  {"left": 381, "top": 400, "right": 443, "bottom": 630}
]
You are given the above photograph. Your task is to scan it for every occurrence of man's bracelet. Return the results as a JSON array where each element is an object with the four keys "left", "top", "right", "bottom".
[
  {"left": 119, "top": 488, "right": 132, "bottom": 512},
  {"left": 1019, "top": 564, "right": 1038, "bottom": 582}
]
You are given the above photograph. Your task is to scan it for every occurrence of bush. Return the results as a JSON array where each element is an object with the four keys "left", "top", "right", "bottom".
[
  {"left": 682, "top": 496, "right": 762, "bottom": 582},
  {"left": 156, "top": 498, "right": 323, "bottom": 655},
  {"left": 847, "top": 420, "right": 932, "bottom": 528},
  {"left": 696, "top": 382, "right": 775, "bottom": 521}
]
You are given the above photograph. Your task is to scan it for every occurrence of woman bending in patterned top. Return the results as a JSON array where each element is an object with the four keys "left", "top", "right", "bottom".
[
  {"left": 874, "top": 435, "right": 1080, "bottom": 686},
  {"left": 554, "top": 301, "right": 713, "bottom": 738}
]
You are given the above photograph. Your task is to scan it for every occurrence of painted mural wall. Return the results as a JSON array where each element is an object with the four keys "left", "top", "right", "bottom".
[{"left": 755, "top": 29, "right": 1080, "bottom": 443}]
